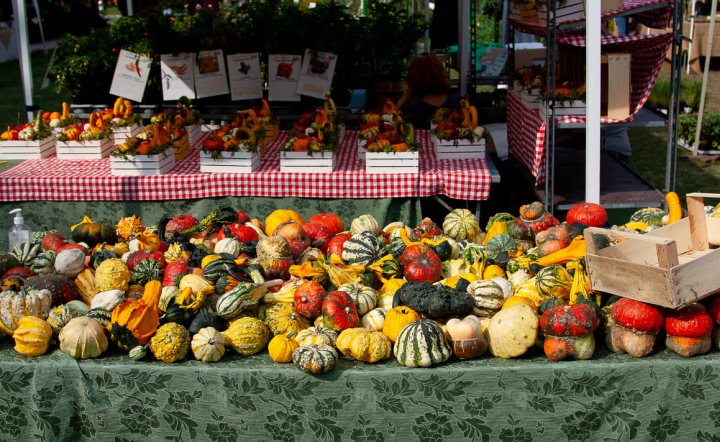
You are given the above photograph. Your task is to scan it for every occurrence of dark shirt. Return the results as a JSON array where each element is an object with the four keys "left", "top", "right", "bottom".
[{"left": 400, "top": 93, "right": 463, "bottom": 129}]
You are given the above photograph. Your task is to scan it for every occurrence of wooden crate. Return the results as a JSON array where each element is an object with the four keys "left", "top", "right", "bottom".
[
  {"left": 432, "top": 136, "right": 486, "bottom": 160},
  {"left": 112, "top": 125, "right": 142, "bottom": 145},
  {"left": 0, "top": 136, "right": 56, "bottom": 159},
  {"left": 584, "top": 193, "right": 720, "bottom": 308},
  {"left": 357, "top": 139, "right": 367, "bottom": 158},
  {"left": 537, "top": 0, "right": 623, "bottom": 26},
  {"left": 110, "top": 149, "right": 176, "bottom": 176},
  {"left": 186, "top": 125, "right": 204, "bottom": 147},
  {"left": 280, "top": 151, "right": 335, "bottom": 173},
  {"left": 539, "top": 100, "right": 586, "bottom": 118},
  {"left": 199, "top": 151, "right": 259, "bottom": 173},
  {"left": 173, "top": 134, "right": 190, "bottom": 161},
  {"left": 520, "top": 89, "right": 541, "bottom": 109},
  {"left": 365, "top": 152, "right": 419, "bottom": 174},
  {"left": 56, "top": 137, "right": 114, "bottom": 160}
]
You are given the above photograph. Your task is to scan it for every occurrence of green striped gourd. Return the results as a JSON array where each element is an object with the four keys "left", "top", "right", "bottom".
[
  {"left": 201, "top": 257, "right": 237, "bottom": 283},
  {"left": 131, "top": 259, "right": 162, "bottom": 285},
  {"left": 467, "top": 279, "right": 506, "bottom": 317},
  {"left": 342, "top": 231, "right": 385, "bottom": 266},
  {"left": 337, "top": 282, "right": 378, "bottom": 316},
  {"left": 442, "top": 208, "right": 480, "bottom": 241},
  {"left": 85, "top": 308, "right": 112, "bottom": 331},
  {"left": 294, "top": 325, "right": 338, "bottom": 347},
  {"left": 394, "top": 319, "right": 451, "bottom": 368},
  {"left": 535, "top": 264, "right": 573, "bottom": 299},
  {"left": 630, "top": 207, "right": 667, "bottom": 226},
  {"left": 215, "top": 282, "right": 266, "bottom": 320},
  {"left": 30, "top": 250, "right": 56, "bottom": 274},
  {"left": 292, "top": 344, "right": 338, "bottom": 374},
  {"left": 47, "top": 304, "right": 81, "bottom": 335},
  {"left": 224, "top": 317, "right": 270, "bottom": 356}
]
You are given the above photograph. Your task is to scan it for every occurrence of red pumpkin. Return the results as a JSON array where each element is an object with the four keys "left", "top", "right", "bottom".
[
  {"left": 56, "top": 242, "right": 90, "bottom": 256},
  {"left": 274, "top": 221, "right": 310, "bottom": 259},
  {"left": 294, "top": 281, "right": 326, "bottom": 318},
  {"left": 666, "top": 306, "right": 713, "bottom": 338},
  {"left": 535, "top": 224, "right": 573, "bottom": 257},
  {"left": 540, "top": 304, "right": 599, "bottom": 337},
  {"left": 308, "top": 213, "right": 345, "bottom": 236},
  {"left": 403, "top": 248, "right": 442, "bottom": 283},
  {"left": 611, "top": 298, "right": 664, "bottom": 333},
  {"left": 163, "top": 259, "right": 189, "bottom": 287},
  {"left": 216, "top": 223, "right": 258, "bottom": 241},
  {"left": 41, "top": 232, "right": 68, "bottom": 252},
  {"left": 322, "top": 290, "right": 359, "bottom": 331},
  {"left": 566, "top": 202, "right": 608, "bottom": 227},
  {"left": 165, "top": 214, "right": 199, "bottom": 238},
  {"left": 400, "top": 244, "right": 433, "bottom": 267},
  {"left": 326, "top": 233, "right": 352, "bottom": 257},
  {"left": 236, "top": 211, "right": 251, "bottom": 225},
  {"left": 302, "top": 223, "right": 333, "bottom": 253}
]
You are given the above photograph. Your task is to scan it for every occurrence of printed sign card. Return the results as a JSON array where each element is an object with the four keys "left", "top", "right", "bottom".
[
  {"left": 194, "top": 49, "right": 230, "bottom": 98},
  {"left": 160, "top": 53, "right": 196, "bottom": 100},
  {"left": 268, "top": 54, "right": 302, "bottom": 102},
  {"left": 296, "top": 49, "right": 337, "bottom": 99},
  {"left": 109, "top": 49, "right": 152, "bottom": 102},
  {"left": 227, "top": 53, "right": 263, "bottom": 101}
]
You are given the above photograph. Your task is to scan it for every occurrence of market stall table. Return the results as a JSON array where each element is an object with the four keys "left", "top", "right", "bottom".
[
  {"left": 0, "top": 130, "right": 499, "bottom": 248},
  {"left": 640, "top": 18, "right": 720, "bottom": 74},
  {"left": 0, "top": 341, "right": 716, "bottom": 440}
]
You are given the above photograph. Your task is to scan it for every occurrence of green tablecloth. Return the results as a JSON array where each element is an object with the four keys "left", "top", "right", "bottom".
[
  {"left": 0, "top": 339, "right": 716, "bottom": 442},
  {"left": 0, "top": 197, "right": 421, "bottom": 251}
]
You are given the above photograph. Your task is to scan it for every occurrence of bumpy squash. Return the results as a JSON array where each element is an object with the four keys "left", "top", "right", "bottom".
[
  {"left": 292, "top": 344, "right": 338, "bottom": 374},
  {"left": 59, "top": 316, "right": 108, "bottom": 359},
  {"left": 294, "top": 325, "right": 338, "bottom": 347},
  {"left": 264, "top": 303, "right": 311, "bottom": 335},
  {"left": 224, "top": 317, "right": 270, "bottom": 356},
  {"left": 0, "top": 287, "right": 52, "bottom": 335},
  {"left": 191, "top": 327, "right": 226, "bottom": 362},
  {"left": 150, "top": 322, "right": 191, "bottom": 363},
  {"left": 394, "top": 319, "right": 451, "bottom": 368},
  {"left": 268, "top": 333, "right": 299, "bottom": 363},
  {"left": 94, "top": 258, "right": 131, "bottom": 293},
  {"left": 13, "top": 316, "right": 53, "bottom": 356},
  {"left": 336, "top": 327, "right": 392, "bottom": 363}
]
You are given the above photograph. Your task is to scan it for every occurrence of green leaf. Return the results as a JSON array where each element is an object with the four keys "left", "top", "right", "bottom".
[
  {"left": 528, "top": 397, "right": 555, "bottom": 414},
  {"left": 698, "top": 430, "right": 720, "bottom": 442},
  {"left": 308, "top": 417, "right": 343, "bottom": 442},
  {"left": 0, "top": 370, "right": 33, "bottom": 393},
  {"left": 457, "top": 418, "right": 492, "bottom": 441},
  {"left": 376, "top": 396, "right": 405, "bottom": 414},
  {"left": 162, "top": 410, "right": 199, "bottom": 439},
  {"left": 679, "top": 384, "right": 705, "bottom": 400}
]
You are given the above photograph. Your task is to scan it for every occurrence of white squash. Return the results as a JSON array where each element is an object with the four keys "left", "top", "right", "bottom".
[
  {"left": 361, "top": 308, "right": 386, "bottom": 331},
  {"left": 214, "top": 238, "right": 242, "bottom": 257},
  {"left": 445, "top": 315, "right": 487, "bottom": 359},
  {"left": 54, "top": 249, "right": 86, "bottom": 278},
  {"left": 90, "top": 290, "right": 126, "bottom": 311},
  {"left": 59, "top": 317, "right": 108, "bottom": 359},
  {"left": 350, "top": 214, "right": 379, "bottom": 234},
  {"left": 191, "top": 327, "right": 226, "bottom": 363},
  {"left": 487, "top": 304, "right": 538, "bottom": 359},
  {"left": 159, "top": 286, "right": 180, "bottom": 312}
]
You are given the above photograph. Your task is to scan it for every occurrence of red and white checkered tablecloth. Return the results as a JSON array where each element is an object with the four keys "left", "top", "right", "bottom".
[
  {"left": 508, "top": 31, "right": 673, "bottom": 185},
  {"left": 0, "top": 130, "right": 493, "bottom": 202}
]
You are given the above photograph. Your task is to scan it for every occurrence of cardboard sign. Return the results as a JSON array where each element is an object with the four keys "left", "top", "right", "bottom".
[
  {"left": 194, "top": 49, "right": 230, "bottom": 98},
  {"left": 109, "top": 49, "right": 152, "bottom": 102},
  {"left": 160, "top": 53, "right": 196, "bottom": 101},
  {"left": 268, "top": 54, "right": 302, "bottom": 102},
  {"left": 296, "top": 49, "right": 337, "bottom": 99},
  {"left": 227, "top": 53, "right": 263, "bottom": 101},
  {"left": 478, "top": 48, "right": 509, "bottom": 78}
]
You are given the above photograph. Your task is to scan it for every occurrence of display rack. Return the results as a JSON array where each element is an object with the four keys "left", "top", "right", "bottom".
[{"left": 507, "top": 0, "right": 681, "bottom": 211}]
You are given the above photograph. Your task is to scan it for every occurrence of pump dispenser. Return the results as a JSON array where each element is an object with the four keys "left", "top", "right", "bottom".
[{"left": 8, "top": 208, "right": 32, "bottom": 251}]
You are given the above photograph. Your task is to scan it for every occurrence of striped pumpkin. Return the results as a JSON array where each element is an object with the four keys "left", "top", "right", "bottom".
[
  {"left": 467, "top": 279, "right": 506, "bottom": 317},
  {"left": 294, "top": 325, "right": 338, "bottom": 347},
  {"left": 191, "top": 327, "right": 226, "bottom": 363},
  {"left": 361, "top": 308, "right": 386, "bottom": 331},
  {"left": 394, "top": 319, "right": 451, "bottom": 368},
  {"left": 292, "top": 344, "right": 338, "bottom": 374},
  {"left": 337, "top": 282, "right": 378, "bottom": 316},
  {"left": 443, "top": 208, "right": 480, "bottom": 241},
  {"left": 535, "top": 264, "right": 573, "bottom": 299},
  {"left": 341, "top": 232, "right": 385, "bottom": 266}
]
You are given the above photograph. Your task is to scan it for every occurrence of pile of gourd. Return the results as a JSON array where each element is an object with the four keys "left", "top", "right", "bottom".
[{"left": 1, "top": 192, "right": 718, "bottom": 374}]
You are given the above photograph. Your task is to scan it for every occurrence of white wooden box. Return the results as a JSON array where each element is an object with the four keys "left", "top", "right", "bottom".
[
  {"left": 540, "top": 100, "right": 586, "bottom": 118},
  {"left": 110, "top": 149, "right": 175, "bottom": 176},
  {"left": 112, "top": 125, "right": 142, "bottom": 145},
  {"left": 200, "top": 151, "right": 259, "bottom": 173},
  {"left": 357, "top": 139, "right": 367, "bottom": 158},
  {"left": 0, "top": 136, "right": 56, "bottom": 159},
  {"left": 538, "top": 0, "right": 623, "bottom": 26},
  {"left": 56, "top": 137, "right": 114, "bottom": 160},
  {"left": 432, "top": 136, "right": 486, "bottom": 160},
  {"left": 186, "top": 125, "right": 203, "bottom": 147},
  {"left": 365, "top": 151, "right": 419, "bottom": 174},
  {"left": 280, "top": 151, "right": 335, "bottom": 173},
  {"left": 520, "top": 89, "right": 541, "bottom": 109},
  {"left": 174, "top": 134, "right": 190, "bottom": 161}
]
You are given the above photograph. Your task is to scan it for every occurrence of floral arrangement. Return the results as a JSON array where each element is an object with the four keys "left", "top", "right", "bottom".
[
  {"left": 431, "top": 99, "right": 483, "bottom": 142},
  {"left": 149, "top": 112, "right": 188, "bottom": 143},
  {"left": 56, "top": 111, "right": 112, "bottom": 142},
  {"left": 111, "top": 124, "right": 172, "bottom": 158},
  {"left": 172, "top": 96, "right": 201, "bottom": 127},
  {"left": 365, "top": 119, "right": 417, "bottom": 153},
  {"left": 105, "top": 97, "right": 143, "bottom": 128},
  {"left": 539, "top": 80, "right": 586, "bottom": 105},
  {"left": 201, "top": 108, "right": 264, "bottom": 158},
  {"left": 0, "top": 113, "right": 53, "bottom": 141},
  {"left": 283, "top": 108, "right": 339, "bottom": 154},
  {"left": 515, "top": 65, "right": 544, "bottom": 92},
  {"left": 42, "top": 102, "right": 78, "bottom": 129}
]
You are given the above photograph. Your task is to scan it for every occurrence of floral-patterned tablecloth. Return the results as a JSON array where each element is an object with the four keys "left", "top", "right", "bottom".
[{"left": 0, "top": 340, "right": 717, "bottom": 442}]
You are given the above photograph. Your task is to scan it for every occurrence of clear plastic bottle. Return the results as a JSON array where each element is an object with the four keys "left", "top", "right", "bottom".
[{"left": 8, "top": 208, "right": 32, "bottom": 251}]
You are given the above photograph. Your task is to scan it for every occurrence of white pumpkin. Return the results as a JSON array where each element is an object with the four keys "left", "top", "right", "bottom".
[
  {"left": 54, "top": 249, "right": 86, "bottom": 278},
  {"left": 337, "top": 282, "right": 378, "bottom": 316},
  {"left": 59, "top": 317, "right": 108, "bottom": 359},
  {"left": 191, "top": 327, "right": 226, "bottom": 363},
  {"left": 90, "top": 290, "right": 126, "bottom": 311},
  {"left": 351, "top": 214, "right": 379, "bottom": 235},
  {"left": 361, "top": 308, "right": 386, "bottom": 332},
  {"left": 214, "top": 238, "right": 242, "bottom": 257}
]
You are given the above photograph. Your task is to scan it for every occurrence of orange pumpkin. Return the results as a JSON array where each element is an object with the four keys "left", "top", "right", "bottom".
[
  {"left": 265, "top": 209, "right": 305, "bottom": 236},
  {"left": 308, "top": 213, "right": 345, "bottom": 236},
  {"left": 110, "top": 280, "right": 163, "bottom": 350}
]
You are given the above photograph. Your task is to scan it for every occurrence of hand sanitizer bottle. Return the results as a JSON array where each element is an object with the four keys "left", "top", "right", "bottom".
[{"left": 8, "top": 208, "right": 32, "bottom": 251}]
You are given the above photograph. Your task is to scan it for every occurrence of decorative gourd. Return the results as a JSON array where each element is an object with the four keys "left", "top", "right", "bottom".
[
  {"left": 90, "top": 289, "right": 125, "bottom": 311},
  {"left": 275, "top": 221, "right": 310, "bottom": 259},
  {"left": 47, "top": 304, "right": 82, "bottom": 334},
  {"left": 71, "top": 216, "right": 118, "bottom": 246},
  {"left": 191, "top": 327, "right": 226, "bottom": 362},
  {"left": 535, "top": 264, "right": 573, "bottom": 299},
  {"left": 178, "top": 274, "right": 212, "bottom": 295},
  {"left": 55, "top": 249, "right": 86, "bottom": 278},
  {"left": 128, "top": 345, "right": 147, "bottom": 361},
  {"left": 606, "top": 298, "right": 664, "bottom": 358},
  {"left": 150, "top": 322, "right": 191, "bottom": 363},
  {"left": 264, "top": 303, "right": 311, "bottom": 335},
  {"left": 256, "top": 236, "right": 294, "bottom": 280},
  {"left": 394, "top": 319, "right": 452, "bottom": 368},
  {"left": 488, "top": 304, "right": 539, "bottom": 359},
  {"left": 201, "top": 257, "right": 238, "bottom": 283},
  {"left": 294, "top": 325, "right": 338, "bottom": 347},
  {"left": 400, "top": 243, "right": 432, "bottom": 266},
  {"left": 322, "top": 290, "right": 360, "bottom": 332},
  {"left": 336, "top": 327, "right": 392, "bottom": 363},
  {"left": 445, "top": 315, "right": 487, "bottom": 359},
  {"left": 540, "top": 304, "right": 599, "bottom": 362},
  {"left": 214, "top": 238, "right": 242, "bottom": 257},
  {"left": 159, "top": 286, "right": 180, "bottom": 312},
  {"left": 361, "top": 308, "right": 386, "bottom": 331},
  {"left": 484, "top": 234, "right": 518, "bottom": 268},
  {"left": 293, "top": 281, "right": 326, "bottom": 319},
  {"left": 518, "top": 201, "right": 560, "bottom": 235},
  {"left": 665, "top": 305, "right": 713, "bottom": 357},
  {"left": 13, "top": 316, "right": 53, "bottom": 356},
  {"left": 292, "top": 344, "right": 338, "bottom": 374},
  {"left": 368, "top": 254, "right": 403, "bottom": 283},
  {"left": 31, "top": 250, "right": 56, "bottom": 274},
  {"left": 534, "top": 224, "right": 573, "bottom": 257},
  {"left": 94, "top": 258, "right": 131, "bottom": 293},
  {"left": 0, "top": 287, "right": 53, "bottom": 335},
  {"left": 393, "top": 281, "right": 474, "bottom": 319},
  {"left": 565, "top": 202, "right": 608, "bottom": 227},
  {"left": 85, "top": 308, "right": 112, "bottom": 331},
  {"left": 89, "top": 249, "right": 117, "bottom": 270},
  {"left": 224, "top": 317, "right": 270, "bottom": 356},
  {"left": 308, "top": 213, "right": 345, "bottom": 236},
  {"left": 110, "top": 280, "right": 163, "bottom": 350},
  {"left": 326, "top": 233, "right": 352, "bottom": 257},
  {"left": 10, "top": 242, "right": 40, "bottom": 267},
  {"left": 467, "top": 279, "right": 506, "bottom": 317},
  {"left": 302, "top": 223, "right": 333, "bottom": 253},
  {"left": 443, "top": 208, "right": 480, "bottom": 241},
  {"left": 216, "top": 282, "right": 266, "bottom": 320},
  {"left": 59, "top": 316, "right": 108, "bottom": 359},
  {"left": 350, "top": 214, "right": 379, "bottom": 235},
  {"left": 268, "top": 332, "right": 300, "bottom": 363},
  {"left": 629, "top": 207, "right": 666, "bottom": 226},
  {"left": 74, "top": 268, "right": 96, "bottom": 305},
  {"left": 403, "top": 247, "right": 442, "bottom": 283},
  {"left": 342, "top": 231, "right": 385, "bottom": 266},
  {"left": 414, "top": 217, "right": 442, "bottom": 239},
  {"left": 337, "top": 282, "right": 378, "bottom": 316},
  {"left": 383, "top": 306, "right": 422, "bottom": 342}
]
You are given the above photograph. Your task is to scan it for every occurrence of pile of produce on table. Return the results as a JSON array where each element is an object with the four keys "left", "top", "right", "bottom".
[{"left": 2, "top": 192, "right": 719, "bottom": 373}]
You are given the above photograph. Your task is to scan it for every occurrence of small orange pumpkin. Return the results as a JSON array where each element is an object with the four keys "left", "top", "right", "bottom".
[
  {"left": 383, "top": 306, "right": 422, "bottom": 342},
  {"left": 265, "top": 209, "right": 305, "bottom": 236}
]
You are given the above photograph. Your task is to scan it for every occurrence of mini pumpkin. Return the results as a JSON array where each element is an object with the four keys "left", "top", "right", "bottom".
[
  {"left": 268, "top": 332, "right": 300, "bottom": 363},
  {"left": 539, "top": 304, "right": 599, "bottom": 362},
  {"left": 322, "top": 290, "right": 360, "bottom": 332},
  {"left": 394, "top": 319, "right": 451, "bottom": 368},
  {"left": 665, "top": 305, "right": 713, "bottom": 358},
  {"left": 292, "top": 344, "right": 338, "bottom": 374},
  {"left": 13, "top": 316, "right": 53, "bottom": 357},
  {"left": 294, "top": 325, "right": 338, "bottom": 347},
  {"left": 382, "top": 305, "right": 422, "bottom": 342},
  {"left": 191, "top": 327, "right": 226, "bottom": 362},
  {"left": 336, "top": 327, "right": 392, "bottom": 363},
  {"left": 294, "top": 281, "right": 326, "bottom": 318},
  {"left": 59, "top": 316, "right": 108, "bottom": 359},
  {"left": 337, "top": 282, "right": 378, "bottom": 316},
  {"left": 361, "top": 308, "right": 386, "bottom": 332},
  {"left": 71, "top": 215, "right": 118, "bottom": 247}
]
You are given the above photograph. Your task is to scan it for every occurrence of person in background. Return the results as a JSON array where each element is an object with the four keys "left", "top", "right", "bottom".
[{"left": 397, "top": 54, "right": 462, "bottom": 129}]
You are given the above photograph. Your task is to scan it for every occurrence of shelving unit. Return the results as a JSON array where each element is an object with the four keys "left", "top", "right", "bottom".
[{"left": 507, "top": 0, "right": 681, "bottom": 211}]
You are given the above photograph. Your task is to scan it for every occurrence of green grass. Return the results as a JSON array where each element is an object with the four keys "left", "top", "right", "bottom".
[{"left": 0, "top": 51, "right": 70, "bottom": 127}]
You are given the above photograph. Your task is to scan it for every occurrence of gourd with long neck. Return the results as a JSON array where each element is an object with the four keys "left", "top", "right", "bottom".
[{"left": 111, "top": 280, "right": 163, "bottom": 350}]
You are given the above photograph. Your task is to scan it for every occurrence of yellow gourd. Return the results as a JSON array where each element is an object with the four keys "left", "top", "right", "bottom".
[
  {"left": 482, "top": 221, "right": 507, "bottom": 245},
  {"left": 382, "top": 306, "right": 422, "bottom": 342},
  {"left": 336, "top": 327, "right": 392, "bottom": 363},
  {"left": 13, "top": 316, "right": 53, "bottom": 357},
  {"left": 149, "top": 322, "right": 191, "bottom": 363},
  {"left": 534, "top": 236, "right": 586, "bottom": 267},
  {"left": 665, "top": 191, "right": 682, "bottom": 224},
  {"left": 268, "top": 333, "right": 299, "bottom": 363},
  {"left": 94, "top": 258, "right": 131, "bottom": 293},
  {"left": 482, "top": 265, "right": 505, "bottom": 280}
]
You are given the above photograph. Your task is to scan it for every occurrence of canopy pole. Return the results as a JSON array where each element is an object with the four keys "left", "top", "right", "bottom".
[
  {"left": 424, "top": 0, "right": 430, "bottom": 53},
  {"left": 692, "top": 0, "right": 717, "bottom": 155},
  {"left": 13, "top": 0, "right": 34, "bottom": 122},
  {"left": 687, "top": 0, "right": 696, "bottom": 74},
  {"left": 585, "top": 0, "right": 601, "bottom": 203},
  {"left": 458, "top": 0, "right": 470, "bottom": 96},
  {"left": 127, "top": 0, "right": 134, "bottom": 17}
]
